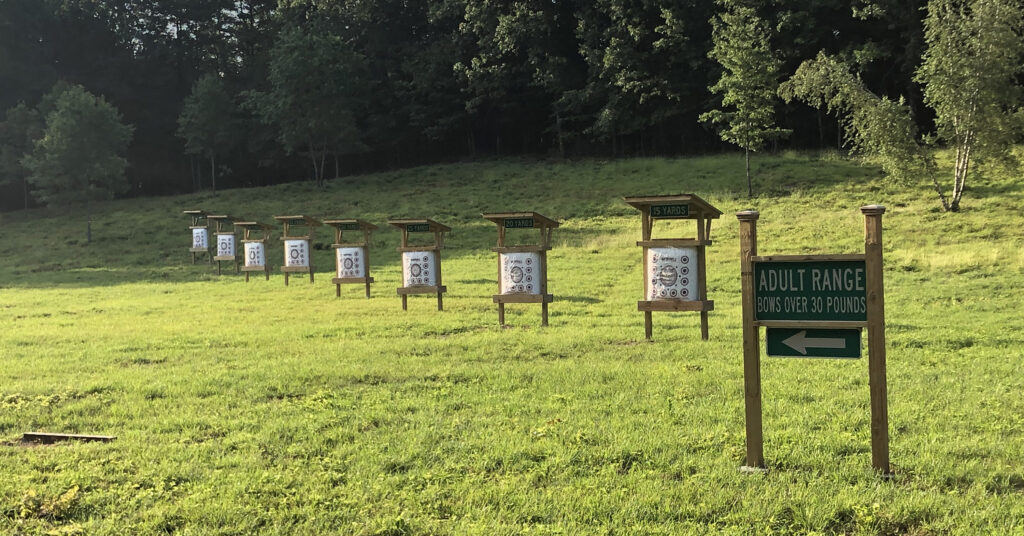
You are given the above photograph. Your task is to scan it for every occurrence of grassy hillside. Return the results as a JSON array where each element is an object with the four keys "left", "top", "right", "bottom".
[{"left": 1, "top": 153, "right": 1023, "bottom": 535}]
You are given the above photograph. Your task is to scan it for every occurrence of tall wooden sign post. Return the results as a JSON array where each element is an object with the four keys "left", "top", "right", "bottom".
[
  {"left": 273, "top": 215, "right": 322, "bottom": 286},
  {"left": 208, "top": 214, "right": 239, "bottom": 275},
  {"left": 482, "top": 212, "right": 559, "bottom": 327},
  {"left": 737, "top": 206, "right": 890, "bottom": 474},
  {"left": 388, "top": 219, "right": 450, "bottom": 311},
  {"left": 625, "top": 195, "right": 721, "bottom": 341},
  {"left": 236, "top": 221, "right": 274, "bottom": 282},
  {"left": 324, "top": 219, "right": 377, "bottom": 298},
  {"left": 184, "top": 210, "right": 211, "bottom": 264}
]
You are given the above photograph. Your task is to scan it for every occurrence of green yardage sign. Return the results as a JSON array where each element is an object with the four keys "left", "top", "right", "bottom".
[
  {"left": 649, "top": 204, "right": 689, "bottom": 219},
  {"left": 504, "top": 218, "right": 535, "bottom": 229},
  {"left": 406, "top": 224, "right": 431, "bottom": 233},
  {"left": 753, "top": 260, "right": 867, "bottom": 321}
]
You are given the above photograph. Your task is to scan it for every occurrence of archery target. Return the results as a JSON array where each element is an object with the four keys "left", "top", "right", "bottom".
[
  {"left": 284, "top": 239, "right": 309, "bottom": 268},
  {"left": 336, "top": 247, "right": 366, "bottom": 278},
  {"left": 244, "top": 243, "right": 265, "bottom": 267},
  {"left": 402, "top": 251, "right": 437, "bottom": 287},
  {"left": 647, "top": 247, "right": 697, "bottom": 300},
  {"left": 216, "top": 234, "right": 235, "bottom": 257},
  {"left": 500, "top": 252, "right": 541, "bottom": 295},
  {"left": 192, "top": 228, "right": 208, "bottom": 249}
]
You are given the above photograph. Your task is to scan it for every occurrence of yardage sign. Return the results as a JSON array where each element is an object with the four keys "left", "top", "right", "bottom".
[
  {"left": 753, "top": 260, "right": 867, "bottom": 321},
  {"left": 649, "top": 204, "right": 689, "bottom": 219}
]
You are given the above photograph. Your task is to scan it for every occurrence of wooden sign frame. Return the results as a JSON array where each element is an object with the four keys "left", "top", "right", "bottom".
[
  {"left": 624, "top": 194, "right": 722, "bottom": 341},
  {"left": 737, "top": 206, "right": 890, "bottom": 474},
  {"left": 482, "top": 212, "right": 559, "bottom": 327},
  {"left": 387, "top": 219, "right": 450, "bottom": 311},
  {"left": 236, "top": 221, "right": 274, "bottom": 282},
  {"left": 273, "top": 215, "right": 322, "bottom": 286},
  {"left": 208, "top": 214, "right": 240, "bottom": 275},
  {"left": 183, "top": 210, "right": 212, "bottom": 264},
  {"left": 324, "top": 219, "right": 378, "bottom": 298}
]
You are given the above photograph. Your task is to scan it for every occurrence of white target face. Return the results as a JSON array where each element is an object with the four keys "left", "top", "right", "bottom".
[
  {"left": 336, "top": 247, "right": 366, "bottom": 278},
  {"left": 284, "top": 239, "right": 309, "bottom": 267},
  {"left": 500, "top": 252, "right": 541, "bottom": 295},
  {"left": 245, "top": 243, "right": 265, "bottom": 267},
  {"left": 217, "top": 234, "right": 235, "bottom": 257},
  {"left": 647, "top": 247, "right": 698, "bottom": 300},
  {"left": 192, "top": 228, "right": 208, "bottom": 249},
  {"left": 402, "top": 251, "right": 437, "bottom": 287}
]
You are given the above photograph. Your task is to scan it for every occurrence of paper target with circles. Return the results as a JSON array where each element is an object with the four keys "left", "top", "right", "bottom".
[
  {"left": 244, "top": 242, "right": 266, "bottom": 267},
  {"left": 192, "top": 228, "right": 209, "bottom": 249},
  {"left": 647, "top": 247, "right": 698, "bottom": 300},
  {"left": 402, "top": 251, "right": 437, "bottom": 287},
  {"left": 336, "top": 247, "right": 366, "bottom": 278},
  {"left": 284, "top": 239, "right": 310, "bottom": 267},
  {"left": 216, "top": 234, "right": 235, "bottom": 257},
  {"left": 500, "top": 252, "right": 541, "bottom": 295}
]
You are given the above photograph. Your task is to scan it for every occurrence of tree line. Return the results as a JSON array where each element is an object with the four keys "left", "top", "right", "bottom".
[{"left": 0, "top": 0, "right": 1021, "bottom": 213}]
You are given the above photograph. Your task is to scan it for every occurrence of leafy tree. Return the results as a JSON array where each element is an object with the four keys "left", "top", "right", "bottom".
[
  {"left": 782, "top": 0, "right": 1022, "bottom": 212},
  {"left": 248, "top": 22, "right": 367, "bottom": 188},
  {"left": 915, "top": 0, "right": 1023, "bottom": 211},
  {"left": 22, "top": 83, "right": 134, "bottom": 240},
  {"left": 700, "top": 2, "right": 789, "bottom": 197},
  {"left": 0, "top": 103, "right": 43, "bottom": 210},
  {"left": 177, "top": 73, "right": 238, "bottom": 194}
]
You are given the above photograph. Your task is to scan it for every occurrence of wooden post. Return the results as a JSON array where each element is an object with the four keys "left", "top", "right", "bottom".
[
  {"left": 861, "top": 205, "right": 890, "bottom": 474},
  {"left": 402, "top": 295, "right": 408, "bottom": 311},
  {"left": 498, "top": 303, "right": 505, "bottom": 326},
  {"left": 737, "top": 210, "right": 765, "bottom": 470},
  {"left": 697, "top": 212, "right": 709, "bottom": 341}
]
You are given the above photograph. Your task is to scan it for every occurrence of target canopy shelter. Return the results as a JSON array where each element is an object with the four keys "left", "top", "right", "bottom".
[
  {"left": 208, "top": 214, "right": 240, "bottom": 275},
  {"left": 482, "top": 212, "right": 558, "bottom": 327},
  {"left": 184, "top": 210, "right": 211, "bottom": 264},
  {"left": 624, "top": 194, "right": 721, "bottom": 340},
  {"left": 324, "top": 219, "right": 377, "bottom": 298},
  {"left": 236, "top": 221, "right": 274, "bottom": 281},
  {"left": 388, "top": 218, "right": 450, "bottom": 311},
  {"left": 273, "top": 215, "right": 322, "bottom": 285}
]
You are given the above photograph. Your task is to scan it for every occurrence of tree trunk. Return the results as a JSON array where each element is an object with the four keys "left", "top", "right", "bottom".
[
  {"left": 86, "top": 205, "right": 92, "bottom": 244},
  {"left": 817, "top": 109, "right": 824, "bottom": 148},
  {"left": 745, "top": 146, "right": 752, "bottom": 198},
  {"left": 334, "top": 153, "right": 339, "bottom": 179},
  {"left": 23, "top": 177, "right": 29, "bottom": 210},
  {"left": 555, "top": 109, "right": 565, "bottom": 159},
  {"left": 210, "top": 155, "right": 216, "bottom": 194}
]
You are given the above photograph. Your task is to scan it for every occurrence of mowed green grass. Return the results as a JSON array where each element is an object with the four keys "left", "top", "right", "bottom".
[{"left": 1, "top": 153, "right": 1023, "bottom": 535}]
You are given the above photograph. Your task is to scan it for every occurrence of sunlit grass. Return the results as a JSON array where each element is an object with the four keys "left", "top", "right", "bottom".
[{"left": 1, "top": 152, "right": 1023, "bottom": 534}]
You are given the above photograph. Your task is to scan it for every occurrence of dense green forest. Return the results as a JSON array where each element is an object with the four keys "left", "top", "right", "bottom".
[{"left": 0, "top": 0, "right": 1017, "bottom": 211}]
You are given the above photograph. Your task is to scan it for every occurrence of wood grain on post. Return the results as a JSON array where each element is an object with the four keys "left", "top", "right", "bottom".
[
  {"left": 737, "top": 210, "right": 765, "bottom": 469},
  {"left": 861, "top": 204, "right": 891, "bottom": 474}
]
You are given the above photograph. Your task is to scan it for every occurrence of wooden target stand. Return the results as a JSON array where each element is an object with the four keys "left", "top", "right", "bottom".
[
  {"left": 208, "top": 214, "right": 240, "bottom": 275},
  {"left": 324, "top": 219, "right": 377, "bottom": 298},
  {"left": 482, "top": 212, "right": 558, "bottom": 327},
  {"left": 625, "top": 195, "right": 722, "bottom": 340},
  {"left": 236, "top": 221, "right": 274, "bottom": 282},
  {"left": 388, "top": 219, "right": 450, "bottom": 311},
  {"left": 273, "top": 215, "right": 322, "bottom": 286},
  {"left": 737, "top": 206, "right": 890, "bottom": 474},
  {"left": 183, "top": 210, "right": 212, "bottom": 264}
]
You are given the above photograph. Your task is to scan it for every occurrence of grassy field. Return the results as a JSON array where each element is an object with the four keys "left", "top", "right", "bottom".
[{"left": 1, "top": 152, "right": 1023, "bottom": 535}]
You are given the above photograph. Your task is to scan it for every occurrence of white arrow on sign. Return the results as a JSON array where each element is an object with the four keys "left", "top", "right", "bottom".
[{"left": 782, "top": 330, "right": 846, "bottom": 355}]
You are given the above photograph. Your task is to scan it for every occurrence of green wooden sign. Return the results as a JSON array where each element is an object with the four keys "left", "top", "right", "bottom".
[
  {"left": 338, "top": 222, "right": 361, "bottom": 231},
  {"left": 650, "top": 204, "right": 689, "bottom": 219},
  {"left": 504, "top": 217, "right": 535, "bottom": 229},
  {"left": 766, "top": 328, "right": 861, "bottom": 358},
  {"left": 753, "top": 260, "right": 867, "bottom": 321},
  {"left": 406, "top": 223, "right": 431, "bottom": 233}
]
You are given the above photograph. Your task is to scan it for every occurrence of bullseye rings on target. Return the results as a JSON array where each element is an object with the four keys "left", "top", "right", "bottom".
[
  {"left": 402, "top": 251, "right": 437, "bottom": 287},
  {"left": 192, "top": 228, "right": 209, "bottom": 249},
  {"left": 500, "top": 252, "right": 541, "bottom": 295},
  {"left": 244, "top": 242, "right": 265, "bottom": 267},
  {"left": 646, "top": 246, "right": 698, "bottom": 301},
  {"left": 284, "top": 239, "right": 309, "bottom": 267},
  {"left": 336, "top": 247, "right": 366, "bottom": 278}
]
